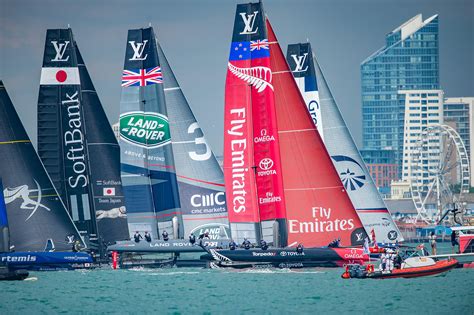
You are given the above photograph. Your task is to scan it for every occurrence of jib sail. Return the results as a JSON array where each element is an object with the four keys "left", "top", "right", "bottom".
[
  {"left": 156, "top": 41, "right": 230, "bottom": 240},
  {"left": 120, "top": 27, "right": 181, "bottom": 240},
  {"left": 1, "top": 81, "right": 83, "bottom": 251}
]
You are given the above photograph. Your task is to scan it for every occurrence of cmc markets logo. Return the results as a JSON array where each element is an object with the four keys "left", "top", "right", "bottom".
[
  {"left": 254, "top": 129, "right": 275, "bottom": 143},
  {"left": 120, "top": 111, "right": 171, "bottom": 149}
]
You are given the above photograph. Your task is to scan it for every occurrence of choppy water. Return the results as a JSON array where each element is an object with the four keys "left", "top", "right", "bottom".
[{"left": 1, "top": 244, "right": 473, "bottom": 314}]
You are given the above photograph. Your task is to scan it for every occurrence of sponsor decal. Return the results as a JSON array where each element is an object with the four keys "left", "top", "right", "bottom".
[
  {"left": 1, "top": 255, "right": 37, "bottom": 262},
  {"left": 41, "top": 67, "right": 80, "bottom": 85},
  {"left": 381, "top": 218, "right": 391, "bottom": 227},
  {"left": 388, "top": 230, "right": 398, "bottom": 241},
  {"left": 289, "top": 206, "right": 355, "bottom": 234},
  {"left": 252, "top": 252, "right": 276, "bottom": 257},
  {"left": 3, "top": 179, "right": 51, "bottom": 221},
  {"left": 280, "top": 251, "right": 305, "bottom": 257},
  {"left": 51, "top": 41, "right": 70, "bottom": 62},
  {"left": 239, "top": 11, "right": 259, "bottom": 35},
  {"left": 103, "top": 187, "right": 115, "bottom": 196},
  {"left": 227, "top": 108, "right": 249, "bottom": 214},
  {"left": 96, "top": 206, "right": 127, "bottom": 220},
  {"left": 258, "top": 157, "right": 276, "bottom": 176},
  {"left": 290, "top": 53, "right": 309, "bottom": 73},
  {"left": 149, "top": 241, "right": 218, "bottom": 248},
  {"left": 254, "top": 129, "right": 275, "bottom": 143},
  {"left": 187, "top": 122, "right": 211, "bottom": 161},
  {"left": 259, "top": 192, "right": 281, "bottom": 205},
  {"left": 191, "top": 192, "right": 225, "bottom": 208},
  {"left": 307, "top": 100, "right": 320, "bottom": 127},
  {"left": 121, "top": 66, "right": 163, "bottom": 87},
  {"left": 331, "top": 155, "right": 366, "bottom": 191},
  {"left": 190, "top": 223, "right": 230, "bottom": 240},
  {"left": 228, "top": 63, "right": 273, "bottom": 93},
  {"left": 129, "top": 40, "right": 148, "bottom": 61},
  {"left": 119, "top": 111, "right": 171, "bottom": 149},
  {"left": 342, "top": 248, "right": 365, "bottom": 260},
  {"left": 279, "top": 262, "right": 304, "bottom": 268},
  {"left": 250, "top": 39, "right": 269, "bottom": 51}
]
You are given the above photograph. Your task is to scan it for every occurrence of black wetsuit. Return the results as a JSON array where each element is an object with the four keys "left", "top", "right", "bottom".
[
  {"left": 229, "top": 241, "right": 237, "bottom": 250},
  {"left": 134, "top": 234, "right": 143, "bottom": 243},
  {"left": 189, "top": 234, "right": 196, "bottom": 245},
  {"left": 145, "top": 233, "right": 152, "bottom": 242},
  {"left": 260, "top": 240, "right": 268, "bottom": 250},
  {"left": 162, "top": 231, "right": 169, "bottom": 242}
]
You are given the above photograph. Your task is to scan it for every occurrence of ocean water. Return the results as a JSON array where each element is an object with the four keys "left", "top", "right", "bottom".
[{"left": 1, "top": 244, "right": 473, "bottom": 314}]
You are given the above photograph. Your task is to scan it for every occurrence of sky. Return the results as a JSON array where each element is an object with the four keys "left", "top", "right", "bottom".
[{"left": 1, "top": 0, "right": 473, "bottom": 155}]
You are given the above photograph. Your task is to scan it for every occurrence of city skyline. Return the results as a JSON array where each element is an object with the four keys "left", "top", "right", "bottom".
[{"left": 1, "top": 0, "right": 472, "bottom": 155}]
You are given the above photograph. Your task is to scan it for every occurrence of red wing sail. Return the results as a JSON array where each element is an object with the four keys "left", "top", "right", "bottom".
[{"left": 267, "top": 19, "right": 367, "bottom": 247}]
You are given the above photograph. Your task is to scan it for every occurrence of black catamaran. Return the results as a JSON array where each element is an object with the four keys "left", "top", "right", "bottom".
[
  {"left": 0, "top": 81, "right": 92, "bottom": 270},
  {"left": 37, "top": 29, "right": 129, "bottom": 255}
]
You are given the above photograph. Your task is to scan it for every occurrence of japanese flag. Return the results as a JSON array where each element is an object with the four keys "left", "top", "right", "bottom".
[
  {"left": 103, "top": 187, "right": 116, "bottom": 196},
  {"left": 40, "top": 67, "right": 80, "bottom": 85}
]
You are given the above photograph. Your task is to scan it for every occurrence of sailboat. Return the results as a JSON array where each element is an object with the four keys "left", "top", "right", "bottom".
[
  {"left": 37, "top": 28, "right": 129, "bottom": 257},
  {"left": 0, "top": 81, "right": 93, "bottom": 270},
  {"left": 286, "top": 42, "right": 403, "bottom": 244},
  {"left": 108, "top": 27, "right": 229, "bottom": 257},
  {"left": 208, "top": 2, "right": 370, "bottom": 267}
]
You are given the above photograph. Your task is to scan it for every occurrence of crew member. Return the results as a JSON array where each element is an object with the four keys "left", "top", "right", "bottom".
[
  {"left": 242, "top": 238, "right": 251, "bottom": 250},
  {"left": 429, "top": 231, "right": 437, "bottom": 255},
  {"left": 162, "top": 230, "right": 169, "bottom": 242},
  {"left": 133, "top": 231, "right": 143, "bottom": 243},
  {"left": 189, "top": 233, "right": 196, "bottom": 245},
  {"left": 72, "top": 240, "right": 81, "bottom": 252},
  {"left": 296, "top": 243, "right": 304, "bottom": 253},
  {"left": 229, "top": 239, "right": 237, "bottom": 250},
  {"left": 451, "top": 230, "right": 459, "bottom": 253},
  {"left": 144, "top": 231, "right": 152, "bottom": 242},
  {"left": 260, "top": 239, "right": 268, "bottom": 250}
]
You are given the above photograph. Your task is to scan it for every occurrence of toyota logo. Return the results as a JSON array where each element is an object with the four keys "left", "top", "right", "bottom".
[{"left": 259, "top": 158, "right": 274, "bottom": 170}]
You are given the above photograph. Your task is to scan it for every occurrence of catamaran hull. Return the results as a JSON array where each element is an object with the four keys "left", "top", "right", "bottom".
[
  {"left": 107, "top": 239, "right": 230, "bottom": 253},
  {"left": 0, "top": 252, "right": 93, "bottom": 271},
  {"left": 202, "top": 247, "right": 370, "bottom": 268}
]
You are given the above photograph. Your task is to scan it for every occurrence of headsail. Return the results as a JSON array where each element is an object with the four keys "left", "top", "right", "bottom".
[
  {"left": 156, "top": 42, "right": 230, "bottom": 240},
  {"left": 37, "top": 29, "right": 97, "bottom": 247},
  {"left": 224, "top": 2, "right": 287, "bottom": 244},
  {"left": 267, "top": 20, "right": 367, "bottom": 247},
  {"left": 120, "top": 28, "right": 181, "bottom": 240},
  {"left": 287, "top": 43, "right": 402, "bottom": 243},
  {"left": 1, "top": 80, "right": 83, "bottom": 251}
]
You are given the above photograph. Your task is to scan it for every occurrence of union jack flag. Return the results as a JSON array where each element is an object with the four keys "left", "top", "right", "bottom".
[
  {"left": 250, "top": 39, "right": 269, "bottom": 51},
  {"left": 121, "top": 66, "right": 163, "bottom": 87}
]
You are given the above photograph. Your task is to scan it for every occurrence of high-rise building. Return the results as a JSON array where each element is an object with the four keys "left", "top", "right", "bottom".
[
  {"left": 360, "top": 149, "right": 398, "bottom": 194},
  {"left": 361, "top": 14, "right": 440, "bottom": 181},
  {"left": 400, "top": 90, "right": 444, "bottom": 187},
  {"left": 444, "top": 97, "right": 474, "bottom": 186}
]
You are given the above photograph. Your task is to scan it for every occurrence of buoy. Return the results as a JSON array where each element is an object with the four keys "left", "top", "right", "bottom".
[{"left": 112, "top": 251, "right": 118, "bottom": 270}]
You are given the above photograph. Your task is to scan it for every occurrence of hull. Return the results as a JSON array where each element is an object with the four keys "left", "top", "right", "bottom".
[
  {"left": 203, "top": 247, "right": 369, "bottom": 267},
  {"left": 0, "top": 268, "right": 29, "bottom": 281},
  {"left": 343, "top": 259, "right": 458, "bottom": 279},
  {"left": 0, "top": 252, "right": 93, "bottom": 271},
  {"left": 107, "top": 239, "right": 230, "bottom": 253}
]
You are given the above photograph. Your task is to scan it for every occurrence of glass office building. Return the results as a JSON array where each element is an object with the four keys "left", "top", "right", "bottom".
[{"left": 361, "top": 14, "right": 440, "bottom": 181}]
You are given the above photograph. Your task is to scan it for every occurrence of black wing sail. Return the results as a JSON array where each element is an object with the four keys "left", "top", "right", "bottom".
[
  {"left": 0, "top": 81, "right": 83, "bottom": 251},
  {"left": 37, "top": 29, "right": 98, "bottom": 247},
  {"left": 76, "top": 46, "right": 129, "bottom": 244}
]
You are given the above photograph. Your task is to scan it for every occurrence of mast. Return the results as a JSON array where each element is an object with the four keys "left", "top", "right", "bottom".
[
  {"left": 156, "top": 41, "right": 230, "bottom": 240},
  {"left": 37, "top": 29, "right": 98, "bottom": 249},
  {"left": 266, "top": 20, "right": 367, "bottom": 247},
  {"left": 287, "top": 42, "right": 403, "bottom": 243},
  {"left": 1, "top": 80, "right": 84, "bottom": 251},
  {"left": 120, "top": 27, "right": 181, "bottom": 240}
]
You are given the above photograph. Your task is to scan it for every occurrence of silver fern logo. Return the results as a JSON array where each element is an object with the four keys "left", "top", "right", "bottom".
[{"left": 228, "top": 63, "right": 273, "bottom": 92}]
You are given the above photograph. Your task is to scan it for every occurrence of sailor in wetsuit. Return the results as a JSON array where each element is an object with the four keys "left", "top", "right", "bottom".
[
  {"left": 162, "top": 230, "right": 169, "bottom": 242},
  {"left": 198, "top": 231, "right": 209, "bottom": 246},
  {"left": 133, "top": 231, "right": 143, "bottom": 243},
  {"left": 241, "top": 238, "right": 251, "bottom": 250},
  {"left": 229, "top": 239, "right": 237, "bottom": 250},
  {"left": 189, "top": 233, "right": 196, "bottom": 245},
  {"left": 72, "top": 240, "right": 81, "bottom": 252},
  {"left": 144, "top": 231, "right": 152, "bottom": 242},
  {"left": 260, "top": 239, "right": 268, "bottom": 250}
]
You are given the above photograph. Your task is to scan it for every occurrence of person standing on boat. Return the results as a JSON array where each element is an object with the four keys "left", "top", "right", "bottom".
[
  {"left": 198, "top": 231, "right": 209, "bottom": 246},
  {"left": 379, "top": 251, "right": 387, "bottom": 271},
  {"left": 162, "top": 230, "right": 169, "bottom": 242},
  {"left": 260, "top": 239, "right": 268, "bottom": 250},
  {"left": 189, "top": 233, "right": 196, "bottom": 245},
  {"left": 451, "top": 230, "right": 459, "bottom": 253},
  {"left": 133, "top": 231, "right": 143, "bottom": 243},
  {"left": 429, "top": 232, "right": 437, "bottom": 255},
  {"left": 242, "top": 238, "right": 251, "bottom": 250},
  {"left": 144, "top": 231, "right": 152, "bottom": 243},
  {"left": 229, "top": 239, "right": 237, "bottom": 250}
]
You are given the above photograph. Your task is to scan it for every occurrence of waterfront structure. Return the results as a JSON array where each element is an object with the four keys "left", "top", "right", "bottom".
[
  {"left": 390, "top": 180, "right": 411, "bottom": 199},
  {"left": 361, "top": 14, "right": 440, "bottom": 180},
  {"left": 400, "top": 90, "right": 444, "bottom": 186},
  {"left": 444, "top": 97, "right": 474, "bottom": 186}
]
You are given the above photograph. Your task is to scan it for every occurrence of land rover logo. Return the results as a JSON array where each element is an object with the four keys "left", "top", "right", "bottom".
[{"left": 119, "top": 111, "right": 171, "bottom": 148}]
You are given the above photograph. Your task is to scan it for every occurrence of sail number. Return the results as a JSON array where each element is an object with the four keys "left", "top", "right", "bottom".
[{"left": 188, "top": 122, "right": 211, "bottom": 161}]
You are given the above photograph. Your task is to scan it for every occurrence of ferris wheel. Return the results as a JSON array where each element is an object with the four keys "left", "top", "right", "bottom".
[{"left": 409, "top": 124, "right": 470, "bottom": 224}]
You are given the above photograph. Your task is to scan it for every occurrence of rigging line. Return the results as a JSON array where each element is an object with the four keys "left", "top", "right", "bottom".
[
  {"left": 0, "top": 140, "right": 30, "bottom": 145},
  {"left": 164, "top": 87, "right": 180, "bottom": 91},
  {"left": 278, "top": 128, "right": 317, "bottom": 134},
  {"left": 284, "top": 186, "right": 344, "bottom": 191}
]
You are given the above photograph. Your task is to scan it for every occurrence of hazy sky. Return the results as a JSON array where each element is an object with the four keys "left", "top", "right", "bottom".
[{"left": 1, "top": 0, "right": 473, "bottom": 155}]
